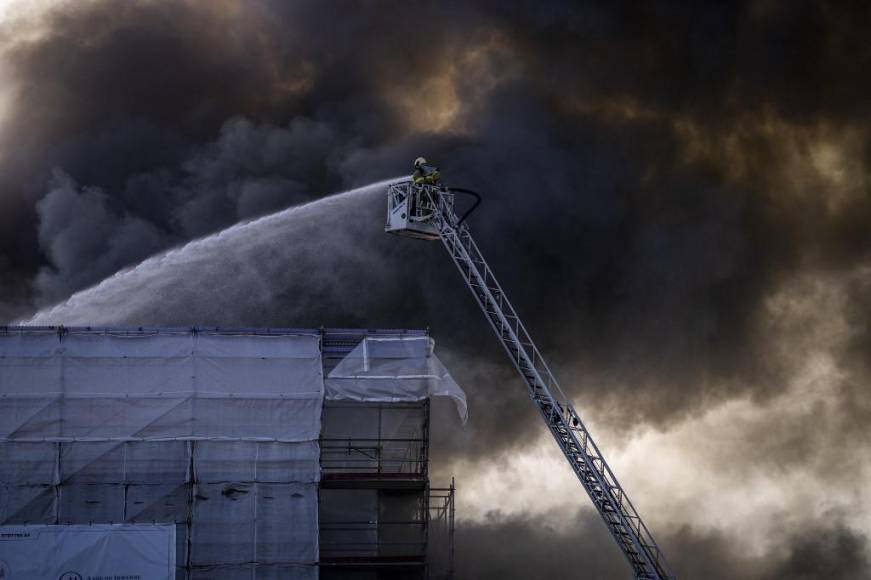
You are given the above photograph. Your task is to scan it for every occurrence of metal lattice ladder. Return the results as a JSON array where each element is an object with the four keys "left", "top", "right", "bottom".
[{"left": 406, "top": 183, "right": 675, "bottom": 580}]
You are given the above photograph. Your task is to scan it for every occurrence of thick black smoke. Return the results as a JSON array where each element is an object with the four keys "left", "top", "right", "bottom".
[
  {"left": 456, "top": 510, "right": 871, "bottom": 580},
  {"left": 2, "top": 1, "right": 871, "bottom": 577}
]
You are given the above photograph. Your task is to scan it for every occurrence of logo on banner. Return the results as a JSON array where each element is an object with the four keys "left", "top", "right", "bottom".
[
  {"left": 0, "top": 560, "right": 10, "bottom": 578},
  {"left": 58, "top": 572, "right": 83, "bottom": 580}
]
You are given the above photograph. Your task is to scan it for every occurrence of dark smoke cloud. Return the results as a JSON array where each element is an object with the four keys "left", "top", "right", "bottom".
[
  {"left": 2, "top": 1, "right": 871, "bottom": 577},
  {"left": 456, "top": 509, "right": 871, "bottom": 580},
  {"left": 35, "top": 169, "right": 167, "bottom": 303}
]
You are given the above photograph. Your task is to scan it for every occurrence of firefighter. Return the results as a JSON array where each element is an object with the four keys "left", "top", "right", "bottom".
[{"left": 412, "top": 157, "right": 441, "bottom": 185}]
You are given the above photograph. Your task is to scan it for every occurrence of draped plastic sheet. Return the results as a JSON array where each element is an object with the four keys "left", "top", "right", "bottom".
[
  {"left": 0, "top": 524, "right": 176, "bottom": 580},
  {"left": 325, "top": 336, "right": 468, "bottom": 423},
  {"left": 0, "top": 330, "right": 322, "bottom": 579}
]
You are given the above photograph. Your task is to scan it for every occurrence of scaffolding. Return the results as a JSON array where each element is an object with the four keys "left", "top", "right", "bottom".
[
  {"left": 319, "top": 329, "right": 456, "bottom": 580},
  {"left": 428, "top": 479, "right": 456, "bottom": 580},
  {"left": 318, "top": 400, "right": 455, "bottom": 580},
  {"left": 0, "top": 326, "right": 459, "bottom": 580}
]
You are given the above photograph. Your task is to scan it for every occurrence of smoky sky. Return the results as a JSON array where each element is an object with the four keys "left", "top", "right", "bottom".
[
  {"left": 455, "top": 510, "right": 871, "bottom": 580},
  {"left": 2, "top": 1, "right": 871, "bottom": 578}
]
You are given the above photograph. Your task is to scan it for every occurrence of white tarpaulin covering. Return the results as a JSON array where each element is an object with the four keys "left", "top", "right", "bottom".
[
  {"left": 0, "top": 329, "right": 322, "bottom": 579},
  {"left": 0, "top": 330, "right": 322, "bottom": 441},
  {"left": 0, "top": 327, "right": 466, "bottom": 579},
  {"left": 0, "top": 524, "right": 175, "bottom": 579},
  {"left": 325, "top": 336, "right": 468, "bottom": 423}
]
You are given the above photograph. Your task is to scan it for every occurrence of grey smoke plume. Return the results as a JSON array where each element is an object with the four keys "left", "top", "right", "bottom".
[
  {"left": 35, "top": 169, "right": 168, "bottom": 304},
  {"left": 455, "top": 510, "right": 871, "bottom": 580},
  {"left": 3, "top": 1, "right": 871, "bottom": 578}
]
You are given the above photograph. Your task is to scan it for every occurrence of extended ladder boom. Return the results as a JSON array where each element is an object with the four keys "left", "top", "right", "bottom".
[{"left": 388, "top": 182, "right": 675, "bottom": 579}]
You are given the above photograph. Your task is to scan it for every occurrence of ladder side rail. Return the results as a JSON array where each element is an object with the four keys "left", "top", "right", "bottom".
[
  {"left": 440, "top": 223, "right": 660, "bottom": 577},
  {"left": 458, "top": 226, "right": 569, "bottom": 399},
  {"left": 533, "top": 404, "right": 654, "bottom": 574},
  {"left": 432, "top": 185, "right": 596, "bottom": 430},
  {"left": 565, "top": 405, "right": 673, "bottom": 576},
  {"left": 530, "top": 395, "right": 657, "bottom": 573},
  {"left": 425, "top": 186, "right": 675, "bottom": 579},
  {"left": 433, "top": 215, "right": 568, "bottom": 430},
  {"left": 453, "top": 221, "right": 565, "bottom": 393},
  {"left": 440, "top": 222, "right": 659, "bottom": 576},
  {"left": 429, "top": 190, "right": 550, "bottom": 395},
  {"left": 436, "top": 228, "right": 539, "bottom": 393},
  {"left": 430, "top": 192, "right": 569, "bottom": 407},
  {"left": 567, "top": 407, "right": 649, "bottom": 526}
]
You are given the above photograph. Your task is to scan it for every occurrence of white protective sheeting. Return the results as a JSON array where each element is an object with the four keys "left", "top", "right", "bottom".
[
  {"left": 0, "top": 524, "right": 175, "bottom": 579},
  {"left": 0, "top": 329, "right": 322, "bottom": 578},
  {"left": 0, "top": 329, "right": 323, "bottom": 442},
  {"left": 189, "top": 564, "right": 318, "bottom": 580},
  {"left": 0, "top": 327, "right": 466, "bottom": 578},
  {"left": 325, "top": 336, "right": 468, "bottom": 423},
  {"left": 190, "top": 481, "right": 318, "bottom": 566}
]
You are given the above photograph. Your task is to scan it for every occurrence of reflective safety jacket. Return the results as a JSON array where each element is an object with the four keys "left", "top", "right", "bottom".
[{"left": 412, "top": 162, "right": 441, "bottom": 185}]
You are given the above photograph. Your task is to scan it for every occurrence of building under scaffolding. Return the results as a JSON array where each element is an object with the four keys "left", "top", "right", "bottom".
[{"left": 0, "top": 327, "right": 462, "bottom": 580}]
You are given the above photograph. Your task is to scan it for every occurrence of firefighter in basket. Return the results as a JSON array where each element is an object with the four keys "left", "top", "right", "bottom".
[
  {"left": 409, "top": 157, "right": 442, "bottom": 219},
  {"left": 412, "top": 157, "right": 440, "bottom": 185}
]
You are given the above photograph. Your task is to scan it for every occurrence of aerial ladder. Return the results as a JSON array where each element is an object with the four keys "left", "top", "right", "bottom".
[{"left": 385, "top": 180, "right": 676, "bottom": 580}]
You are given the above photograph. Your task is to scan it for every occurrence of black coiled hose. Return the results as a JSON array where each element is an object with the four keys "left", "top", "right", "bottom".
[{"left": 447, "top": 187, "right": 482, "bottom": 225}]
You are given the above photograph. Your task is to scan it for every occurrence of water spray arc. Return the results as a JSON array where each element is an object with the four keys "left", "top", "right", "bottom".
[
  {"left": 24, "top": 180, "right": 399, "bottom": 326},
  {"left": 386, "top": 181, "right": 676, "bottom": 580}
]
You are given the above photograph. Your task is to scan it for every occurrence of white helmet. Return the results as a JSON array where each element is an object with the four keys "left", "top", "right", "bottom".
[{"left": 414, "top": 157, "right": 427, "bottom": 168}]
